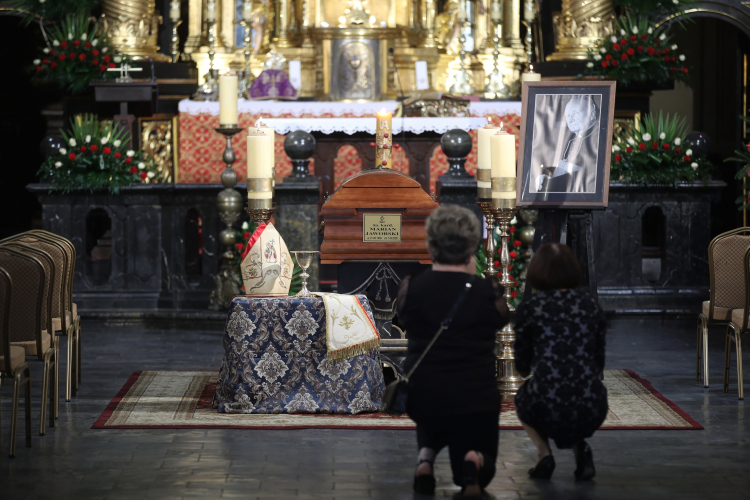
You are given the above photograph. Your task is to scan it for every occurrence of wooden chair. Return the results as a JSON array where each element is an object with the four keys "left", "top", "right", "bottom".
[
  {"left": 28, "top": 230, "right": 81, "bottom": 393},
  {"left": 0, "top": 250, "right": 42, "bottom": 455},
  {"left": 724, "top": 246, "right": 750, "bottom": 399},
  {"left": 0, "top": 243, "right": 57, "bottom": 434},
  {"left": 3, "top": 232, "right": 78, "bottom": 401},
  {"left": 697, "top": 228, "right": 750, "bottom": 387}
]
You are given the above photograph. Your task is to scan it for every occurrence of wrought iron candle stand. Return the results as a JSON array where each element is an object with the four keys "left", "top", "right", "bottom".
[
  {"left": 476, "top": 201, "right": 498, "bottom": 279},
  {"left": 208, "top": 127, "right": 244, "bottom": 310},
  {"left": 493, "top": 200, "right": 524, "bottom": 396}
]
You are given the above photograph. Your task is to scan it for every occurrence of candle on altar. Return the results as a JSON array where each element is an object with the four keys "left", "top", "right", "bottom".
[
  {"left": 490, "top": 0, "right": 502, "bottom": 23},
  {"left": 376, "top": 109, "right": 393, "bottom": 168},
  {"left": 491, "top": 127, "right": 516, "bottom": 200},
  {"left": 218, "top": 74, "right": 239, "bottom": 127},
  {"left": 249, "top": 123, "right": 276, "bottom": 185},
  {"left": 477, "top": 122, "right": 497, "bottom": 199},
  {"left": 242, "top": 0, "right": 253, "bottom": 22},
  {"left": 206, "top": 0, "right": 218, "bottom": 22},
  {"left": 247, "top": 132, "right": 274, "bottom": 200},
  {"left": 522, "top": 64, "right": 541, "bottom": 82},
  {"left": 169, "top": 0, "right": 180, "bottom": 22},
  {"left": 524, "top": 0, "right": 535, "bottom": 22}
]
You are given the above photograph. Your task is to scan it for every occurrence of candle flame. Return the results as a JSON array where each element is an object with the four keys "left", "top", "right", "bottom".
[
  {"left": 254, "top": 117, "right": 265, "bottom": 128},
  {"left": 487, "top": 117, "right": 492, "bottom": 124},
  {"left": 379, "top": 108, "right": 387, "bottom": 114},
  {"left": 499, "top": 122, "right": 504, "bottom": 132},
  {"left": 529, "top": 64, "right": 534, "bottom": 72}
]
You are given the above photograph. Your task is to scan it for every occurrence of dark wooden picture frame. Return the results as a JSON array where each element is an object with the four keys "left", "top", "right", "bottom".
[{"left": 516, "top": 80, "right": 616, "bottom": 208}]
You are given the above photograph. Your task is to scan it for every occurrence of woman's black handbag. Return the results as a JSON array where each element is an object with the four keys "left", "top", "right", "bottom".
[{"left": 381, "top": 276, "right": 475, "bottom": 415}]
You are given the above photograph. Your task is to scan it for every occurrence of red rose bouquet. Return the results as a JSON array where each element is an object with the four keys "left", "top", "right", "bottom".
[{"left": 38, "top": 114, "right": 160, "bottom": 193}]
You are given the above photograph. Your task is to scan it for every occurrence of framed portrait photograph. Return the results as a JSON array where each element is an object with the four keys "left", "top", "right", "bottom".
[{"left": 516, "top": 81, "right": 616, "bottom": 208}]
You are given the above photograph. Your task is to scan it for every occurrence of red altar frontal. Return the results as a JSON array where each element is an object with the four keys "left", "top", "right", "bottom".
[{"left": 177, "top": 100, "right": 522, "bottom": 194}]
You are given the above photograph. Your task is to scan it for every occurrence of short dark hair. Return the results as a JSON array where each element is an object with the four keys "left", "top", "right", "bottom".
[
  {"left": 425, "top": 205, "right": 480, "bottom": 264},
  {"left": 526, "top": 243, "right": 582, "bottom": 291}
]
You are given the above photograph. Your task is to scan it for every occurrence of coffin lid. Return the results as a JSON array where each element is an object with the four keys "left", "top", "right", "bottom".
[{"left": 322, "top": 169, "right": 436, "bottom": 210}]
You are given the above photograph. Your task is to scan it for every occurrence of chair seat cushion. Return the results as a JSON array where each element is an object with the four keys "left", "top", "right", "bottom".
[
  {"left": 703, "top": 301, "right": 732, "bottom": 321},
  {"left": 12, "top": 330, "right": 51, "bottom": 356},
  {"left": 0, "top": 345, "right": 25, "bottom": 372},
  {"left": 51, "top": 311, "right": 73, "bottom": 333}
]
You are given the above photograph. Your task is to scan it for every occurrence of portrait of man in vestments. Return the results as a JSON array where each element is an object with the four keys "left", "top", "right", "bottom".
[{"left": 529, "top": 94, "right": 602, "bottom": 194}]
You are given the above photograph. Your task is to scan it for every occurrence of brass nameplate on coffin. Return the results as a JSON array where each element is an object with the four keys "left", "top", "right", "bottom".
[{"left": 363, "top": 214, "right": 402, "bottom": 243}]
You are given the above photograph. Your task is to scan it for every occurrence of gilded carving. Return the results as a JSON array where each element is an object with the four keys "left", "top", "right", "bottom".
[
  {"left": 548, "top": 0, "right": 615, "bottom": 61},
  {"left": 338, "top": 42, "right": 375, "bottom": 100},
  {"left": 139, "top": 116, "right": 177, "bottom": 183}
]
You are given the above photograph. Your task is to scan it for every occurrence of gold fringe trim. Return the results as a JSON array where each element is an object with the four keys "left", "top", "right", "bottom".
[{"left": 327, "top": 338, "right": 382, "bottom": 364}]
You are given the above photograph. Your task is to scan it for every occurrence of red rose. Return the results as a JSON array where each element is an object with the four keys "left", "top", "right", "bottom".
[
  {"left": 605, "top": 54, "right": 612, "bottom": 61},
  {"left": 630, "top": 35, "right": 637, "bottom": 42},
  {"left": 91, "top": 145, "right": 98, "bottom": 152},
  {"left": 514, "top": 281, "right": 519, "bottom": 287},
  {"left": 682, "top": 67, "right": 688, "bottom": 74},
  {"left": 42, "top": 59, "right": 49, "bottom": 64},
  {"left": 626, "top": 147, "right": 633, "bottom": 153},
  {"left": 130, "top": 166, "right": 138, "bottom": 174},
  {"left": 92, "top": 49, "right": 99, "bottom": 56},
  {"left": 35, "top": 65, "right": 42, "bottom": 72},
  {"left": 60, "top": 41, "right": 68, "bottom": 49},
  {"left": 243, "top": 232, "right": 250, "bottom": 239},
  {"left": 103, "top": 55, "right": 110, "bottom": 63},
  {"left": 601, "top": 61, "right": 609, "bottom": 68},
  {"left": 103, "top": 147, "right": 111, "bottom": 154},
  {"left": 92, "top": 59, "right": 98, "bottom": 65},
  {"left": 59, "top": 54, "right": 66, "bottom": 61},
  {"left": 493, "top": 260, "right": 500, "bottom": 268},
  {"left": 73, "top": 40, "right": 80, "bottom": 47},
  {"left": 612, "top": 61, "right": 618, "bottom": 66},
  {"left": 627, "top": 48, "right": 635, "bottom": 56},
  {"left": 637, "top": 45, "right": 643, "bottom": 52},
  {"left": 652, "top": 141, "right": 658, "bottom": 149},
  {"left": 100, "top": 65, "right": 107, "bottom": 72},
  {"left": 49, "top": 49, "right": 56, "bottom": 56},
  {"left": 140, "top": 172, "right": 148, "bottom": 180},
  {"left": 646, "top": 47, "right": 655, "bottom": 56},
  {"left": 684, "top": 155, "right": 690, "bottom": 162},
  {"left": 235, "top": 243, "right": 244, "bottom": 251},
  {"left": 513, "top": 240, "right": 522, "bottom": 248},
  {"left": 663, "top": 144, "right": 670, "bottom": 150},
  {"left": 664, "top": 56, "right": 670, "bottom": 62},
  {"left": 50, "top": 62, "right": 57, "bottom": 68},
  {"left": 613, "top": 43, "right": 621, "bottom": 51},
  {"left": 108, "top": 63, "right": 116, "bottom": 68},
  {"left": 80, "top": 146, "right": 87, "bottom": 152},
  {"left": 125, "top": 157, "right": 132, "bottom": 164},
  {"left": 639, "top": 143, "right": 646, "bottom": 151},
  {"left": 641, "top": 34, "right": 647, "bottom": 40},
  {"left": 115, "top": 152, "right": 121, "bottom": 158},
  {"left": 656, "top": 50, "right": 662, "bottom": 56},
  {"left": 508, "top": 275, "right": 514, "bottom": 281},
  {"left": 665, "top": 47, "right": 670, "bottom": 53},
  {"left": 69, "top": 53, "right": 75, "bottom": 59},
  {"left": 620, "top": 38, "right": 627, "bottom": 45},
  {"left": 509, "top": 226, "right": 516, "bottom": 233},
  {"left": 84, "top": 42, "right": 91, "bottom": 48},
  {"left": 509, "top": 251, "right": 518, "bottom": 259},
  {"left": 675, "top": 147, "right": 681, "bottom": 153},
  {"left": 508, "top": 265, "right": 513, "bottom": 271},
  {"left": 615, "top": 154, "right": 622, "bottom": 162},
  {"left": 671, "top": 67, "right": 677, "bottom": 72},
  {"left": 621, "top": 53, "right": 628, "bottom": 61},
  {"left": 655, "top": 40, "right": 660, "bottom": 46},
  {"left": 68, "top": 153, "right": 76, "bottom": 160},
  {"left": 511, "top": 291, "right": 518, "bottom": 298},
  {"left": 79, "top": 53, "right": 86, "bottom": 61}
]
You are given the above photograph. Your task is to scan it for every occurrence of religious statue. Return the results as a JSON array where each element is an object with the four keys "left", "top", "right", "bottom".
[
  {"left": 250, "top": 0, "right": 274, "bottom": 54},
  {"left": 434, "top": 0, "right": 461, "bottom": 54}
]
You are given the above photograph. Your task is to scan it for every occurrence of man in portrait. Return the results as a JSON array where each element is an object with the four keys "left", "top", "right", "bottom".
[{"left": 530, "top": 94, "right": 601, "bottom": 194}]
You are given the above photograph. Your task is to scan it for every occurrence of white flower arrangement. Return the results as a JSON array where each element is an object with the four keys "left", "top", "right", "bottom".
[
  {"left": 632, "top": 27, "right": 639, "bottom": 34},
  {"left": 54, "top": 161, "right": 62, "bottom": 168},
  {"left": 126, "top": 150, "right": 135, "bottom": 157},
  {"left": 691, "top": 162, "right": 698, "bottom": 169},
  {"left": 679, "top": 55, "right": 685, "bottom": 61},
  {"left": 138, "top": 162, "right": 145, "bottom": 170},
  {"left": 674, "top": 138, "right": 681, "bottom": 146},
  {"left": 59, "top": 148, "right": 67, "bottom": 155},
  {"left": 659, "top": 132, "right": 666, "bottom": 140},
  {"left": 113, "top": 140, "right": 121, "bottom": 147},
  {"left": 594, "top": 54, "right": 602, "bottom": 61},
  {"left": 587, "top": 62, "right": 594, "bottom": 68},
  {"left": 642, "top": 133, "right": 652, "bottom": 141},
  {"left": 69, "top": 138, "right": 76, "bottom": 147},
  {"left": 686, "top": 149, "right": 693, "bottom": 156}
]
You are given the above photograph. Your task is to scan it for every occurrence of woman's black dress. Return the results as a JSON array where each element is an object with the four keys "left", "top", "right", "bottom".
[
  {"left": 514, "top": 289, "right": 608, "bottom": 449},
  {"left": 398, "top": 269, "right": 509, "bottom": 487}
]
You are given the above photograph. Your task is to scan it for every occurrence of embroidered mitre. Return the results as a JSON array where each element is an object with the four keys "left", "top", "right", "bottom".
[{"left": 240, "top": 223, "right": 293, "bottom": 296}]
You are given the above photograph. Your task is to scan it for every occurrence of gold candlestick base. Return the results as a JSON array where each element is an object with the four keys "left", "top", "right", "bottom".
[{"left": 246, "top": 207, "right": 276, "bottom": 226}]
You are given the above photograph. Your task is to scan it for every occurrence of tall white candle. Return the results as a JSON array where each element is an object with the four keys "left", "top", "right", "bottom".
[
  {"left": 169, "top": 0, "right": 181, "bottom": 22},
  {"left": 206, "top": 0, "right": 217, "bottom": 22},
  {"left": 524, "top": 0, "right": 535, "bottom": 22},
  {"left": 491, "top": 129, "right": 516, "bottom": 200},
  {"left": 477, "top": 124, "right": 496, "bottom": 198},
  {"left": 490, "top": 0, "right": 502, "bottom": 23},
  {"left": 242, "top": 0, "right": 253, "bottom": 22},
  {"left": 219, "top": 74, "right": 239, "bottom": 126},
  {"left": 521, "top": 72, "right": 541, "bottom": 82},
  {"left": 248, "top": 124, "right": 276, "bottom": 185},
  {"left": 247, "top": 132, "right": 274, "bottom": 199}
]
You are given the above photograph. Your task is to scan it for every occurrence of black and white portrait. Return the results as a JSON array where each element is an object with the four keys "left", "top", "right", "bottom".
[{"left": 517, "top": 81, "right": 615, "bottom": 208}]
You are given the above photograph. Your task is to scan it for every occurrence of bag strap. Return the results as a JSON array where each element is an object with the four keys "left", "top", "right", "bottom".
[{"left": 403, "top": 275, "right": 476, "bottom": 382}]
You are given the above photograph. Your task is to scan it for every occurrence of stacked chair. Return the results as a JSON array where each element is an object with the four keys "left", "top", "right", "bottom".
[{"left": 0, "top": 230, "right": 79, "bottom": 456}]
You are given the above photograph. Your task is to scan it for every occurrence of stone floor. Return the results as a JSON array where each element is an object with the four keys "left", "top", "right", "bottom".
[{"left": 1, "top": 315, "right": 749, "bottom": 500}]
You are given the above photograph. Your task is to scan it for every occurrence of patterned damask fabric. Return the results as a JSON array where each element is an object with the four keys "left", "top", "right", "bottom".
[
  {"left": 711, "top": 235, "right": 750, "bottom": 310},
  {"left": 177, "top": 110, "right": 521, "bottom": 194},
  {"left": 213, "top": 295, "right": 386, "bottom": 415}
]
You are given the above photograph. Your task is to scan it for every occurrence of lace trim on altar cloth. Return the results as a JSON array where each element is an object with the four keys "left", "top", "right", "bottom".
[{"left": 261, "top": 117, "right": 489, "bottom": 135}]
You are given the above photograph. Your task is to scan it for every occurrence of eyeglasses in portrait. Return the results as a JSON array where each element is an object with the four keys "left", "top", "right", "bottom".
[{"left": 517, "top": 81, "right": 616, "bottom": 208}]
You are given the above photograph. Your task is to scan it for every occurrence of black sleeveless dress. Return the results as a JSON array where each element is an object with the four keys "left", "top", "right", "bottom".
[{"left": 514, "top": 289, "right": 608, "bottom": 449}]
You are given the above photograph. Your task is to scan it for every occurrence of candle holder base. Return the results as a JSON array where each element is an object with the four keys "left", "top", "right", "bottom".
[
  {"left": 246, "top": 207, "right": 276, "bottom": 227},
  {"left": 493, "top": 205, "right": 520, "bottom": 396},
  {"left": 476, "top": 201, "right": 498, "bottom": 279}
]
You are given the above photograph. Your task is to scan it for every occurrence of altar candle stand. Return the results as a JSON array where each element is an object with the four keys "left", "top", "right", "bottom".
[
  {"left": 376, "top": 109, "right": 393, "bottom": 168},
  {"left": 246, "top": 131, "right": 275, "bottom": 225},
  {"left": 521, "top": 64, "right": 542, "bottom": 83},
  {"left": 169, "top": 0, "right": 182, "bottom": 63},
  {"left": 477, "top": 122, "right": 498, "bottom": 279},
  {"left": 490, "top": 126, "right": 523, "bottom": 396}
]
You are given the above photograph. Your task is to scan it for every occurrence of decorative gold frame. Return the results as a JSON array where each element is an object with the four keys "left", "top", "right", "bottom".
[{"left": 138, "top": 115, "right": 180, "bottom": 183}]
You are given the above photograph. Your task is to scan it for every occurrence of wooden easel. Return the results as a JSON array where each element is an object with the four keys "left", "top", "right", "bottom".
[{"left": 524, "top": 209, "right": 598, "bottom": 302}]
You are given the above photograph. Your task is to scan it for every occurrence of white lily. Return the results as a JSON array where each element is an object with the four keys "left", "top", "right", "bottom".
[
  {"left": 600, "top": 47, "right": 606, "bottom": 54},
  {"left": 671, "top": 44, "right": 678, "bottom": 50},
  {"left": 92, "top": 39, "right": 98, "bottom": 47},
  {"left": 673, "top": 0, "right": 679, "bottom": 4},
  {"left": 620, "top": 29, "right": 626, "bottom": 36},
  {"left": 632, "top": 27, "right": 639, "bottom": 34},
  {"left": 53, "top": 40, "right": 59, "bottom": 47},
  {"left": 114, "top": 56, "right": 122, "bottom": 64},
  {"left": 101, "top": 137, "right": 108, "bottom": 144},
  {"left": 241, "top": 221, "right": 249, "bottom": 230},
  {"left": 642, "top": 133, "right": 652, "bottom": 141},
  {"left": 611, "top": 36, "right": 617, "bottom": 43},
  {"left": 33, "top": 59, "right": 40, "bottom": 65},
  {"left": 102, "top": 47, "right": 108, "bottom": 53},
  {"left": 43, "top": 48, "right": 49, "bottom": 54},
  {"left": 660, "top": 34, "right": 667, "bottom": 41},
  {"left": 648, "top": 27, "right": 653, "bottom": 34},
  {"left": 627, "top": 138, "right": 635, "bottom": 146},
  {"left": 85, "top": 135, "right": 91, "bottom": 143},
  {"left": 68, "top": 33, "right": 73, "bottom": 40},
  {"left": 613, "top": 145, "right": 620, "bottom": 152},
  {"left": 81, "top": 33, "right": 87, "bottom": 41}
]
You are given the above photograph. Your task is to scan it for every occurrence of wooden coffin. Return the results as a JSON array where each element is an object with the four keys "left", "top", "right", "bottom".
[{"left": 320, "top": 169, "right": 439, "bottom": 265}]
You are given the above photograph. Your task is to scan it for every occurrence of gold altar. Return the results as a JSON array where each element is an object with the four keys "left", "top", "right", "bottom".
[{"left": 182, "top": 0, "right": 526, "bottom": 99}]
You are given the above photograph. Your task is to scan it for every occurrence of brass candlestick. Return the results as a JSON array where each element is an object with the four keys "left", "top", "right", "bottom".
[
  {"left": 239, "top": 19, "right": 255, "bottom": 96},
  {"left": 450, "top": 7, "right": 475, "bottom": 95},
  {"left": 170, "top": 19, "right": 182, "bottom": 63},
  {"left": 195, "top": 5, "right": 219, "bottom": 100},
  {"left": 484, "top": 14, "right": 510, "bottom": 98},
  {"left": 209, "top": 126, "right": 244, "bottom": 310},
  {"left": 476, "top": 201, "right": 498, "bottom": 279},
  {"left": 246, "top": 200, "right": 276, "bottom": 226},
  {"left": 493, "top": 200, "right": 523, "bottom": 396}
]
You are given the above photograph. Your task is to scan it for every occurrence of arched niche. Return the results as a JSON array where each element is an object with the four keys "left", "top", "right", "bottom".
[{"left": 642, "top": 206, "right": 666, "bottom": 283}]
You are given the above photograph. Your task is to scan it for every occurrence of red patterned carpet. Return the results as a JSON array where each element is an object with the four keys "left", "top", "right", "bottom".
[{"left": 93, "top": 369, "right": 702, "bottom": 431}]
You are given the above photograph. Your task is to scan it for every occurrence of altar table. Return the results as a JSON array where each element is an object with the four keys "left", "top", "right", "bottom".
[
  {"left": 213, "top": 295, "right": 385, "bottom": 414},
  {"left": 177, "top": 99, "right": 522, "bottom": 194}
]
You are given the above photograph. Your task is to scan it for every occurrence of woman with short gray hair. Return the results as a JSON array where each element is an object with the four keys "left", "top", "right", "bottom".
[{"left": 397, "top": 205, "right": 509, "bottom": 498}]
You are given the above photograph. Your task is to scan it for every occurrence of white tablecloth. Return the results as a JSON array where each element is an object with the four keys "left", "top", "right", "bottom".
[{"left": 262, "top": 117, "right": 489, "bottom": 135}]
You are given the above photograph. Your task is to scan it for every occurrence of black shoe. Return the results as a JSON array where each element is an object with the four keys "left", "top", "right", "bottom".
[
  {"left": 573, "top": 441, "right": 596, "bottom": 481},
  {"left": 528, "top": 455, "right": 555, "bottom": 479},
  {"left": 413, "top": 474, "right": 436, "bottom": 495},
  {"left": 460, "top": 460, "right": 483, "bottom": 498}
]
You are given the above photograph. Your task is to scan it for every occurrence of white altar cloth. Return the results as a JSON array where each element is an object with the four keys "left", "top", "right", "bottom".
[{"left": 261, "top": 117, "right": 489, "bottom": 135}]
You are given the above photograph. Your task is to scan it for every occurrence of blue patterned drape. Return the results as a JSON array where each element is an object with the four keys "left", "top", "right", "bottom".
[{"left": 213, "top": 295, "right": 386, "bottom": 414}]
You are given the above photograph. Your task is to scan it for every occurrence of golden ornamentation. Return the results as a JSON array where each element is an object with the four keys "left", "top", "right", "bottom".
[
  {"left": 100, "top": 0, "right": 169, "bottom": 61},
  {"left": 338, "top": 42, "right": 375, "bottom": 100},
  {"left": 403, "top": 96, "right": 470, "bottom": 117},
  {"left": 435, "top": 0, "right": 461, "bottom": 53},
  {"left": 139, "top": 115, "right": 178, "bottom": 183},
  {"left": 339, "top": 316, "right": 355, "bottom": 329},
  {"left": 547, "top": 0, "right": 615, "bottom": 61}
]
